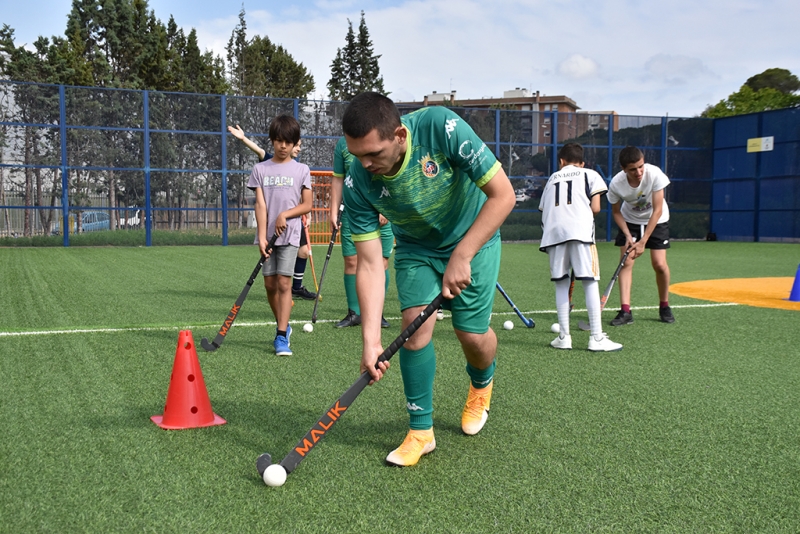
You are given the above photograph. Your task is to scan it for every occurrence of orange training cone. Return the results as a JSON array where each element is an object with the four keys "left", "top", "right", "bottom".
[
  {"left": 789, "top": 264, "right": 800, "bottom": 302},
  {"left": 151, "top": 330, "right": 226, "bottom": 430}
]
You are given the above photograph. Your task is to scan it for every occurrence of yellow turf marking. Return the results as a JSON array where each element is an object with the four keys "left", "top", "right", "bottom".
[{"left": 671, "top": 277, "right": 800, "bottom": 311}]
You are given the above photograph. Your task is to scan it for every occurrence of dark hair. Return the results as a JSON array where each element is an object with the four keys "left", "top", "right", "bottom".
[
  {"left": 269, "top": 115, "right": 301, "bottom": 144},
  {"left": 342, "top": 92, "right": 401, "bottom": 140},
  {"left": 558, "top": 143, "right": 584, "bottom": 164},
  {"left": 618, "top": 146, "right": 644, "bottom": 168}
]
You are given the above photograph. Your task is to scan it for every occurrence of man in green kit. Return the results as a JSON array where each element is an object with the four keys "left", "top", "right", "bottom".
[{"left": 341, "top": 92, "right": 516, "bottom": 466}]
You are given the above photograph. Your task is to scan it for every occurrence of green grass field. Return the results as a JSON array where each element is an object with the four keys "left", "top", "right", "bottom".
[{"left": 1, "top": 241, "right": 799, "bottom": 532}]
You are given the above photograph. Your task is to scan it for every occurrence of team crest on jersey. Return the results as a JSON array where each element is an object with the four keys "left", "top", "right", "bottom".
[{"left": 419, "top": 154, "right": 439, "bottom": 178}]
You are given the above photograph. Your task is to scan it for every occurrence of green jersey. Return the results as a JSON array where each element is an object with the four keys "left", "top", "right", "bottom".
[
  {"left": 343, "top": 107, "right": 501, "bottom": 258},
  {"left": 333, "top": 136, "right": 354, "bottom": 178}
]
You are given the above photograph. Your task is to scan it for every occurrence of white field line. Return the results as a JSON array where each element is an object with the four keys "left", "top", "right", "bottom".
[{"left": 0, "top": 302, "right": 739, "bottom": 338}]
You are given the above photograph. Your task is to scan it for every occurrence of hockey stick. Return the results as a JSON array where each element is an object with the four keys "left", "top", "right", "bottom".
[
  {"left": 496, "top": 282, "right": 535, "bottom": 328},
  {"left": 257, "top": 293, "right": 445, "bottom": 480},
  {"left": 568, "top": 270, "right": 575, "bottom": 312},
  {"left": 200, "top": 233, "right": 279, "bottom": 352},
  {"left": 578, "top": 249, "right": 631, "bottom": 331},
  {"left": 302, "top": 216, "right": 320, "bottom": 296},
  {"left": 311, "top": 204, "right": 344, "bottom": 323}
]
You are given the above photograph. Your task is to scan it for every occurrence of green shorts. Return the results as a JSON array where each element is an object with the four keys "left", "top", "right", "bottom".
[
  {"left": 394, "top": 238, "right": 501, "bottom": 334},
  {"left": 341, "top": 213, "right": 394, "bottom": 258}
]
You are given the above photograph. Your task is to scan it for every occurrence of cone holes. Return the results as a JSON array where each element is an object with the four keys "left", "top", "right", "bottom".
[
  {"left": 191, "top": 407, "right": 198, "bottom": 414},
  {"left": 187, "top": 374, "right": 195, "bottom": 382}
]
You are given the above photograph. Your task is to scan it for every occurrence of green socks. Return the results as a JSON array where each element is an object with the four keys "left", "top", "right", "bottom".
[
  {"left": 344, "top": 269, "right": 389, "bottom": 315},
  {"left": 466, "top": 360, "right": 495, "bottom": 389},
  {"left": 399, "top": 341, "right": 436, "bottom": 430},
  {"left": 344, "top": 273, "right": 360, "bottom": 315}
]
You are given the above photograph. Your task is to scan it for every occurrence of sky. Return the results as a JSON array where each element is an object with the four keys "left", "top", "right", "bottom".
[{"left": 3, "top": 0, "right": 800, "bottom": 118}]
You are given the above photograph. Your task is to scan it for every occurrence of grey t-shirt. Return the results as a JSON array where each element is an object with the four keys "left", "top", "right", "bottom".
[{"left": 247, "top": 159, "right": 311, "bottom": 246}]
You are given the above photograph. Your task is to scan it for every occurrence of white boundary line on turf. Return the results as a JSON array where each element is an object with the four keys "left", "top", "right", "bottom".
[
  {"left": 0, "top": 302, "right": 739, "bottom": 338},
  {"left": 529, "top": 302, "right": 740, "bottom": 315}
]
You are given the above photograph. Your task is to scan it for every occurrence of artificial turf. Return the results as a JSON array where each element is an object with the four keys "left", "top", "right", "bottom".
[{"left": 1, "top": 241, "right": 798, "bottom": 532}]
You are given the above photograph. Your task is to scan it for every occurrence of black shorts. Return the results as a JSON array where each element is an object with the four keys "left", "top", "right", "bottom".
[
  {"left": 614, "top": 222, "right": 670, "bottom": 250},
  {"left": 299, "top": 227, "right": 308, "bottom": 247}
]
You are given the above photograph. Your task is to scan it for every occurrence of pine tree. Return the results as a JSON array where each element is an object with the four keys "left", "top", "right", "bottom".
[
  {"left": 327, "top": 11, "right": 386, "bottom": 101},
  {"left": 226, "top": 8, "right": 248, "bottom": 95},
  {"left": 225, "top": 8, "right": 314, "bottom": 99},
  {"left": 355, "top": 12, "right": 385, "bottom": 95}
]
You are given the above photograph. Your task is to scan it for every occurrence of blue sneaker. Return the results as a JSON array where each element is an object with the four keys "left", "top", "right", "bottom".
[{"left": 274, "top": 325, "right": 292, "bottom": 356}]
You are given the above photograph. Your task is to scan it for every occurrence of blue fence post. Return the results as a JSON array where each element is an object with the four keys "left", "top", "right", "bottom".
[
  {"left": 59, "top": 85, "right": 69, "bottom": 247},
  {"left": 660, "top": 116, "right": 668, "bottom": 172},
  {"left": 143, "top": 90, "right": 152, "bottom": 247},
  {"left": 494, "top": 109, "right": 501, "bottom": 159},
  {"left": 221, "top": 94, "right": 228, "bottom": 246},
  {"left": 551, "top": 111, "right": 558, "bottom": 174},
  {"left": 606, "top": 114, "right": 614, "bottom": 242}
]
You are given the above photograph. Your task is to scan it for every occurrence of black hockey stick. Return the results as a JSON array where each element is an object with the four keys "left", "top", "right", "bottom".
[
  {"left": 311, "top": 204, "right": 344, "bottom": 323},
  {"left": 257, "top": 293, "right": 445, "bottom": 479},
  {"left": 496, "top": 282, "right": 535, "bottom": 328},
  {"left": 201, "top": 233, "right": 278, "bottom": 352},
  {"left": 579, "top": 249, "right": 631, "bottom": 331}
]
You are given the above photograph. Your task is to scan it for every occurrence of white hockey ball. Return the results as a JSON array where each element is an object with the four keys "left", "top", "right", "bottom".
[
  {"left": 503, "top": 320, "right": 514, "bottom": 330},
  {"left": 550, "top": 323, "right": 560, "bottom": 334},
  {"left": 263, "top": 464, "right": 287, "bottom": 487},
  {"left": 303, "top": 323, "right": 313, "bottom": 333}
]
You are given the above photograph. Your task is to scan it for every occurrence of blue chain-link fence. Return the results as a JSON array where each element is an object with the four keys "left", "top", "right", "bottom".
[{"left": 1, "top": 80, "right": 798, "bottom": 245}]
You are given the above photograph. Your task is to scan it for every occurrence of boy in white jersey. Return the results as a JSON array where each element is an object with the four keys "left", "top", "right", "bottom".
[
  {"left": 341, "top": 92, "right": 516, "bottom": 467},
  {"left": 607, "top": 146, "right": 675, "bottom": 326},
  {"left": 247, "top": 115, "right": 312, "bottom": 356},
  {"left": 539, "top": 143, "right": 622, "bottom": 352}
]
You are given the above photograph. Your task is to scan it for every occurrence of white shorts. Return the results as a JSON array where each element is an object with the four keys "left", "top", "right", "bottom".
[{"left": 546, "top": 242, "right": 599, "bottom": 281}]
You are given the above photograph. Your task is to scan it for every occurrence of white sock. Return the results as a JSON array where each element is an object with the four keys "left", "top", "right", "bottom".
[
  {"left": 554, "top": 278, "right": 571, "bottom": 336},
  {"left": 583, "top": 279, "right": 602, "bottom": 337}
]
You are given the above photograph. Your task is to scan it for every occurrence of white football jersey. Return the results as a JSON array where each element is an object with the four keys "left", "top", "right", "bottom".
[
  {"left": 539, "top": 165, "right": 607, "bottom": 250},
  {"left": 607, "top": 163, "right": 670, "bottom": 224}
]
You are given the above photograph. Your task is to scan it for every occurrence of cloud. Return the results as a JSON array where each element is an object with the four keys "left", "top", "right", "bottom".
[
  {"left": 644, "top": 54, "right": 715, "bottom": 85},
  {"left": 556, "top": 55, "right": 600, "bottom": 80}
]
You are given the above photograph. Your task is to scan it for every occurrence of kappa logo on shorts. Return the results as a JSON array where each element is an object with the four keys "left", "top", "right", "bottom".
[
  {"left": 663, "top": 239, "right": 669, "bottom": 245},
  {"left": 419, "top": 154, "right": 439, "bottom": 177}
]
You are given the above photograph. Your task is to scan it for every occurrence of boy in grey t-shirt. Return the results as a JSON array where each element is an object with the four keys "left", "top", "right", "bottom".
[{"left": 247, "top": 115, "right": 312, "bottom": 356}]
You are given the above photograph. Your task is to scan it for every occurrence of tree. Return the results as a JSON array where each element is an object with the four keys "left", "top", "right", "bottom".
[
  {"left": 745, "top": 68, "right": 800, "bottom": 94},
  {"left": 355, "top": 12, "right": 385, "bottom": 95},
  {"left": 327, "top": 11, "right": 386, "bottom": 101},
  {"left": 225, "top": 8, "right": 314, "bottom": 99},
  {"left": 226, "top": 8, "right": 248, "bottom": 95},
  {"left": 702, "top": 84, "right": 800, "bottom": 118},
  {"left": 702, "top": 68, "right": 800, "bottom": 118},
  {"left": 0, "top": 27, "right": 66, "bottom": 235}
]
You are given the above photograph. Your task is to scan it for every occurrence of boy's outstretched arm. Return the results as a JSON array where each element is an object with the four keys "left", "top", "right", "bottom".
[{"left": 228, "top": 124, "right": 266, "bottom": 160}]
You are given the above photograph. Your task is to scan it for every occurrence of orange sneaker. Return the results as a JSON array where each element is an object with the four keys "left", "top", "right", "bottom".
[
  {"left": 385, "top": 428, "right": 436, "bottom": 467},
  {"left": 461, "top": 381, "right": 493, "bottom": 435}
]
